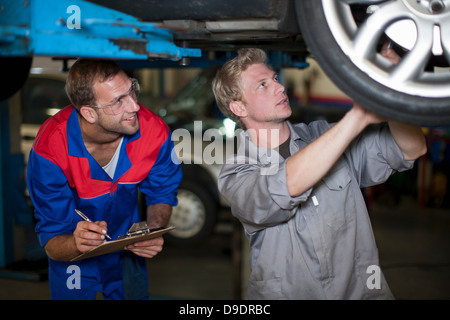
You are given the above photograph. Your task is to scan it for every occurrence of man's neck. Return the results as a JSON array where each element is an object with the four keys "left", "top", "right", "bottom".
[
  {"left": 247, "top": 121, "right": 290, "bottom": 149},
  {"left": 78, "top": 112, "right": 121, "bottom": 145},
  {"left": 77, "top": 113, "right": 123, "bottom": 166}
]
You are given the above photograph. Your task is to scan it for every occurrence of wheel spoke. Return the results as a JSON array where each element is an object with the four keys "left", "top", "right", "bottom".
[
  {"left": 391, "top": 20, "right": 434, "bottom": 82},
  {"left": 320, "top": 0, "right": 450, "bottom": 101},
  {"left": 353, "top": 1, "right": 410, "bottom": 61},
  {"left": 440, "top": 19, "right": 450, "bottom": 66},
  {"left": 339, "top": 0, "right": 388, "bottom": 4}
]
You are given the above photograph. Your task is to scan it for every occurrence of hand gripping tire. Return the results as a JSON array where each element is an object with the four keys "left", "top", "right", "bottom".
[{"left": 296, "top": 0, "right": 450, "bottom": 126}]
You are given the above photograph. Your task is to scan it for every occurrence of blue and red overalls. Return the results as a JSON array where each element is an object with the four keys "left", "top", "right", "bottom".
[{"left": 27, "top": 105, "right": 182, "bottom": 299}]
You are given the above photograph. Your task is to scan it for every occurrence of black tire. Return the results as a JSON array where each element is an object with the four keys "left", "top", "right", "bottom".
[
  {"left": 295, "top": 0, "right": 450, "bottom": 126},
  {"left": 165, "top": 178, "right": 217, "bottom": 246},
  {"left": 0, "top": 57, "right": 32, "bottom": 100}
]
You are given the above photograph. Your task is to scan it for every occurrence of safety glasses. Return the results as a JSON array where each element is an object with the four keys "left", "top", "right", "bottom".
[{"left": 91, "top": 78, "right": 140, "bottom": 115}]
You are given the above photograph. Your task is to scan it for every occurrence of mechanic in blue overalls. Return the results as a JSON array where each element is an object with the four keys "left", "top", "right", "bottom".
[{"left": 27, "top": 59, "right": 182, "bottom": 299}]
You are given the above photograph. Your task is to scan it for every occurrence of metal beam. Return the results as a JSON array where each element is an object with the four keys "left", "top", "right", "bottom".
[{"left": 0, "top": 0, "right": 201, "bottom": 61}]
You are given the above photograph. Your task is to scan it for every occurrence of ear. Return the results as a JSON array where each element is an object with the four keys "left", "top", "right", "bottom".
[
  {"left": 79, "top": 106, "right": 98, "bottom": 124},
  {"left": 229, "top": 100, "right": 247, "bottom": 117}
]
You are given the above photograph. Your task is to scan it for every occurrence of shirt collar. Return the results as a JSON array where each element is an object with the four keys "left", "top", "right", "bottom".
[
  {"left": 236, "top": 120, "right": 316, "bottom": 163},
  {"left": 286, "top": 120, "right": 312, "bottom": 143}
]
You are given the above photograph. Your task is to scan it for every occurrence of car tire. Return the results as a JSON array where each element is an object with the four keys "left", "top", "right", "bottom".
[
  {"left": 295, "top": 0, "right": 450, "bottom": 126},
  {"left": 1, "top": 57, "right": 32, "bottom": 100},
  {"left": 166, "top": 178, "right": 217, "bottom": 246}
]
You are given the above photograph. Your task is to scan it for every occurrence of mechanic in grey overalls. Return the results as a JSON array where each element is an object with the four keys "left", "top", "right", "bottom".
[{"left": 213, "top": 48, "right": 426, "bottom": 299}]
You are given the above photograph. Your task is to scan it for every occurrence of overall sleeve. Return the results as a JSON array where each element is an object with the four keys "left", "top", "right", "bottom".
[
  {"left": 27, "top": 150, "right": 76, "bottom": 247},
  {"left": 345, "top": 123, "right": 415, "bottom": 188},
  {"left": 139, "top": 130, "right": 182, "bottom": 207},
  {"left": 218, "top": 153, "right": 310, "bottom": 234}
]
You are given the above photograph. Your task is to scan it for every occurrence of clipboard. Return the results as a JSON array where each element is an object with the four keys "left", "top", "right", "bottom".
[{"left": 71, "top": 224, "right": 175, "bottom": 261}]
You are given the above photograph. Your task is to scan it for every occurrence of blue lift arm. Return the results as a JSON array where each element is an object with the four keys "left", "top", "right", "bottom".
[{"left": 0, "top": 0, "right": 201, "bottom": 61}]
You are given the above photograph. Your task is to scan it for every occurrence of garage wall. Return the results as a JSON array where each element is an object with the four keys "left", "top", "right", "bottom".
[{"left": 283, "top": 57, "right": 353, "bottom": 108}]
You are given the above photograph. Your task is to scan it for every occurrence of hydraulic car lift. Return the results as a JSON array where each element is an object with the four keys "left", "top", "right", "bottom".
[
  {"left": 0, "top": 0, "right": 201, "bottom": 60},
  {"left": 0, "top": 0, "right": 201, "bottom": 272}
]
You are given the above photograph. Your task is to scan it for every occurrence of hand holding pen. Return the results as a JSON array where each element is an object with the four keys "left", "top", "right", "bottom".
[{"left": 75, "top": 209, "right": 111, "bottom": 240}]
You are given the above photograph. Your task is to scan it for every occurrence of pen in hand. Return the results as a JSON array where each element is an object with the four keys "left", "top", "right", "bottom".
[{"left": 75, "top": 209, "right": 111, "bottom": 240}]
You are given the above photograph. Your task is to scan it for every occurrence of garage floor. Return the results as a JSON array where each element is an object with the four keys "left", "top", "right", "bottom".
[{"left": 1, "top": 195, "right": 449, "bottom": 300}]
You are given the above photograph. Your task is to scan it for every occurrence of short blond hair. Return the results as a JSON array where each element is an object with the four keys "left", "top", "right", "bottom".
[{"left": 212, "top": 48, "right": 267, "bottom": 129}]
